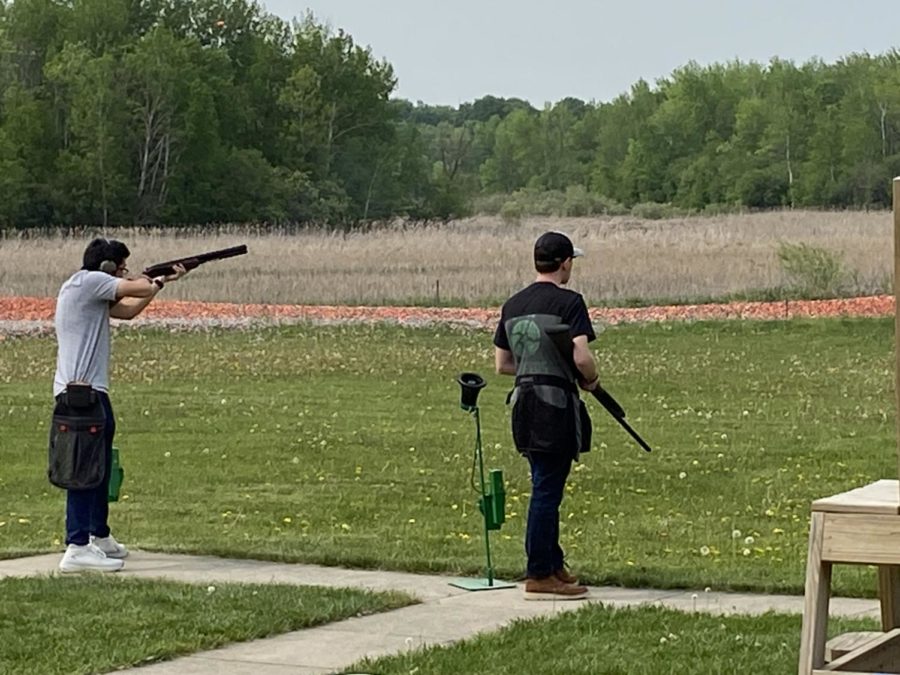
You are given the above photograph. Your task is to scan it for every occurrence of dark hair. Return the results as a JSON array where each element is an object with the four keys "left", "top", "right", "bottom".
[
  {"left": 82, "top": 238, "right": 130, "bottom": 271},
  {"left": 535, "top": 260, "right": 562, "bottom": 273}
]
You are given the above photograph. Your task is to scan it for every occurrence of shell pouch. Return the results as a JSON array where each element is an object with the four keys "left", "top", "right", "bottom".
[{"left": 48, "top": 386, "right": 106, "bottom": 490}]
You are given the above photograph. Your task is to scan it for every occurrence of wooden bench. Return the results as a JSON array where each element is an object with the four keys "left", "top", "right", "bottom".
[
  {"left": 799, "top": 480, "right": 900, "bottom": 673},
  {"left": 825, "top": 632, "right": 883, "bottom": 662}
]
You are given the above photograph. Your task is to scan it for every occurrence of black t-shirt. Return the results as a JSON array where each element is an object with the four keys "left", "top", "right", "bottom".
[{"left": 493, "top": 281, "right": 596, "bottom": 350}]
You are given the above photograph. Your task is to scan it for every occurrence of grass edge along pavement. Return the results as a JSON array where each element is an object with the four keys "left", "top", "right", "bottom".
[
  {"left": 0, "top": 317, "right": 896, "bottom": 598},
  {"left": 344, "top": 603, "right": 880, "bottom": 675},
  {"left": 0, "top": 574, "right": 414, "bottom": 675},
  {"left": 0, "top": 551, "right": 884, "bottom": 675}
]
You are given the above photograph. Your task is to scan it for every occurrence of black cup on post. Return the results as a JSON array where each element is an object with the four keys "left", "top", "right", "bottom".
[{"left": 457, "top": 372, "right": 486, "bottom": 411}]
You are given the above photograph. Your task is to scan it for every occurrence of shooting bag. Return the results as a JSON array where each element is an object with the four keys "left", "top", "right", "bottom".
[
  {"left": 48, "top": 384, "right": 107, "bottom": 490},
  {"left": 509, "top": 375, "right": 591, "bottom": 457},
  {"left": 505, "top": 314, "right": 592, "bottom": 458}
]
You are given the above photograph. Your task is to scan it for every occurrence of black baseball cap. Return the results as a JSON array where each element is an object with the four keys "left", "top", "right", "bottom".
[{"left": 534, "top": 231, "right": 584, "bottom": 263}]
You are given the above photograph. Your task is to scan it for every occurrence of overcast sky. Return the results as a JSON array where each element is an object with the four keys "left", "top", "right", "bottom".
[{"left": 262, "top": 0, "right": 899, "bottom": 107}]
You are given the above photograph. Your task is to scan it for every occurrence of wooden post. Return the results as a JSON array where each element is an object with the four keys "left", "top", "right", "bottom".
[
  {"left": 895, "top": 177, "right": 900, "bottom": 493},
  {"left": 881, "top": 566, "right": 900, "bottom": 629},
  {"left": 799, "top": 512, "right": 831, "bottom": 673}
]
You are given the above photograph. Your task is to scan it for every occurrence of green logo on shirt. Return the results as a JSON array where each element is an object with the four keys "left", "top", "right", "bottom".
[{"left": 510, "top": 319, "right": 541, "bottom": 357}]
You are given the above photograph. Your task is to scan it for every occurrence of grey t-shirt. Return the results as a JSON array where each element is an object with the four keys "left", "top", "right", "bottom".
[{"left": 53, "top": 270, "right": 121, "bottom": 397}]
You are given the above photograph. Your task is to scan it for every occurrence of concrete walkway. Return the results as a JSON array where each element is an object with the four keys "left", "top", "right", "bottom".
[{"left": 0, "top": 552, "right": 881, "bottom": 674}]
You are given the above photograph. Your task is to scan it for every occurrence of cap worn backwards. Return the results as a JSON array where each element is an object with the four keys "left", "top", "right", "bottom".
[{"left": 534, "top": 231, "right": 584, "bottom": 263}]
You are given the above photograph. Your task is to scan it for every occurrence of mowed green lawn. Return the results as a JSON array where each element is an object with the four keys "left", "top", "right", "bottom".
[
  {"left": 0, "top": 319, "right": 894, "bottom": 596},
  {"left": 345, "top": 604, "right": 879, "bottom": 675},
  {"left": 0, "top": 575, "right": 412, "bottom": 675}
]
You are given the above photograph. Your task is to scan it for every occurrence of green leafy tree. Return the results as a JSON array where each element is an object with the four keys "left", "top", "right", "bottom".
[
  {"left": 3, "top": 0, "right": 66, "bottom": 87},
  {"left": 0, "top": 1, "right": 12, "bottom": 98},
  {"left": 45, "top": 44, "right": 128, "bottom": 225},
  {"left": 61, "top": 0, "right": 132, "bottom": 55},
  {"left": 796, "top": 77, "right": 845, "bottom": 205},
  {"left": 480, "top": 108, "right": 540, "bottom": 192},
  {"left": 590, "top": 80, "right": 662, "bottom": 204},
  {"left": 832, "top": 54, "right": 889, "bottom": 206},
  {"left": 535, "top": 102, "right": 581, "bottom": 190},
  {"left": 123, "top": 27, "right": 230, "bottom": 223},
  {"left": 0, "top": 127, "right": 26, "bottom": 226},
  {"left": 757, "top": 59, "right": 817, "bottom": 207},
  {"left": 0, "top": 83, "right": 57, "bottom": 225},
  {"left": 396, "top": 100, "right": 458, "bottom": 126},
  {"left": 280, "top": 17, "right": 397, "bottom": 220},
  {"left": 7, "top": 0, "right": 900, "bottom": 227},
  {"left": 414, "top": 119, "right": 478, "bottom": 218},
  {"left": 458, "top": 95, "right": 535, "bottom": 122}
]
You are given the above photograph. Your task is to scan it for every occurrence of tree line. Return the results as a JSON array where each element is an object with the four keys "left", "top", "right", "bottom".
[{"left": 1, "top": 0, "right": 899, "bottom": 229}]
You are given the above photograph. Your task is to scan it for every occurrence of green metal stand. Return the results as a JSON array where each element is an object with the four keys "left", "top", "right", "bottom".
[
  {"left": 108, "top": 446, "right": 124, "bottom": 503},
  {"left": 449, "top": 576, "right": 515, "bottom": 591},
  {"left": 449, "top": 405, "right": 515, "bottom": 591}
]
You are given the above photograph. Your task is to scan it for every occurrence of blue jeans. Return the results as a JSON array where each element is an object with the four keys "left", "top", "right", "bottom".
[
  {"left": 65, "top": 392, "right": 114, "bottom": 546},
  {"left": 525, "top": 451, "right": 573, "bottom": 578}
]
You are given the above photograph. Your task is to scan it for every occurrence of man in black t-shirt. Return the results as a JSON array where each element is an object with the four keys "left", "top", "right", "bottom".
[{"left": 494, "top": 231, "right": 601, "bottom": 600}]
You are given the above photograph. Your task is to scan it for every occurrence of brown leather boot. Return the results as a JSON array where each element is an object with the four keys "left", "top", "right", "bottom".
[
  {"left": 554, "top": 567, "right": 579, "bottom": 584},
  {"left": 524, "top": 575, "right": 589, "bottom": 600}
]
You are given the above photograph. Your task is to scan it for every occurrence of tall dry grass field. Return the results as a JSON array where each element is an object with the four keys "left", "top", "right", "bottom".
[{"left": 0, "top": 211, "right": 891, "bottom": 306}]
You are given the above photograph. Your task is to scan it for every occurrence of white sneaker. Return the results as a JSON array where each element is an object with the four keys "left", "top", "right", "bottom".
[
  {"left": 59, "top": 543, "right": 124, "bottom": 573},
  {"left": 90, "top": 534, "right": 129, "bottom": 559}
]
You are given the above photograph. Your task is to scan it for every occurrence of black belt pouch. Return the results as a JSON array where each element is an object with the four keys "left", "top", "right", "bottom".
[{"left": 48, "top": 384, "right": 106, "bottom": 490}]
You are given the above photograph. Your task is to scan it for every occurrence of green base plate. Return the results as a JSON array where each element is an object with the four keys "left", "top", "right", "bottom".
[{"left": 449, "top": 577, "right": 517, "bottom": 591}]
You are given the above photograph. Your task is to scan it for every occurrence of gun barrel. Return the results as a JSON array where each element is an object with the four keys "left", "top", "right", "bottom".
[
  {"left": 547, "top": 322, "right": 653, "bottom": 453},
  {"left": 591, "top": 387, "right": 625, "bottom": 420},
  {"left": 192, "top": 245, "right": 248, "bottom": 263},
  {"left": 590, "top": 388, "right": 653, "bottom": 452},
  {"left": 616, "top": 415, "right": 654, "bottom": 453},
  {"left": 142, "top": 244, "right": 248, "bottom": 277}
]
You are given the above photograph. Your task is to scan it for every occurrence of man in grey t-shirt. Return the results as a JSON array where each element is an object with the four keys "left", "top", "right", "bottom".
[{"left": 54, "top": 238, "right": 187, "bottom": 573}]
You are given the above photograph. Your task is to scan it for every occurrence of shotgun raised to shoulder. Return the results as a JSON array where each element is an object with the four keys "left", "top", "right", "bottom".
[{"left": 142, "top": 244, "right": 248, "bottom": 278}]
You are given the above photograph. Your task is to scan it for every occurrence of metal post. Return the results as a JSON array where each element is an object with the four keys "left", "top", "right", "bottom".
[
  {"left": 474, "top": 407, "right": 495, "bottom": 586},
  {"left": 450, "top": 371, "right": 515, "bottom": 592}
]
